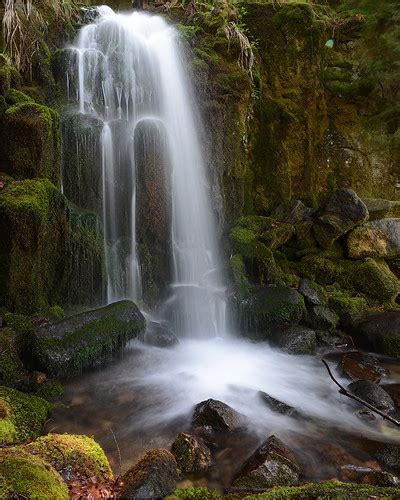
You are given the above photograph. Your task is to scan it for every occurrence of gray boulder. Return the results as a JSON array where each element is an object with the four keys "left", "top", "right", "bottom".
[
  {"left": 362, "top": 198, "right": 400, "bottom": 221},
  {"left": 307, "top": 306, "right": 339, "bottom": 330},
  {"left": 192, "top": 399, "right": 245, "bottom": 433},
  {"left": 313, "top": 189, "right": 368, "bottom": 249},
  {"left": 348, "top": 218, "right": 400, "bottom": 259},
  {"left": 271, "top": 325, "right": 316, "bottom": 355},
  {"left": 347, "top": 380, "right": 395, "bottom": 412},
  {"left": 142, "top": 321, "right": 179, "bottom": 347},
  {"left": 273, "top": 200, "right": 307, "bottom": 224}
]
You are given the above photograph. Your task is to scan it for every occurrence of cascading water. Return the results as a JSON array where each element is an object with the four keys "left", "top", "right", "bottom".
[{"left": 67, "top": 7, "right": 226, "bottom": 337}]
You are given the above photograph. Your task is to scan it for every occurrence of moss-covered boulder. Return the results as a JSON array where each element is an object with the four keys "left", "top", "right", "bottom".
[
  {"left": 33, "top": 300, "right": 145, "bottom": 378},
  {"left": 24, "top": 433, "right": 113, "bottom": 482},
  {"left": 0, "top": 327, "right": 26, "bottom": 388},
  {"left": 363, "top": 199, "right": 400, "bottom": 221},
  {"left": 0, "top": 448, "right": 68, "bottom": 499},
  {"left": 0, "top": 386, "right": 51, "bottom": 444},
  {"left": 348, "top": 219, "right": 400, "bottom": 259},
  {"left": 171, "top": 432, "right": 212, "bottom": 474},
  {"left": 3, "top": 102, "right": 61, "bottom": 184}
]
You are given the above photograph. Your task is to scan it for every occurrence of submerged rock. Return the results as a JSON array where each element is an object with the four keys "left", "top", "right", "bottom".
[
  {"left": 232, "top": 435, "right": 299, "bottom": 489},
  {"left": 120, "top": 448, "right": 179, "bottom": 499},
  {"left": 171, "top": 432, "right": 212, "bottom": 473},
  {"left": 340, "top": 351, "right": 388, "bottom": 383},
  {"left": 143, "top": 321, "right": 179, "bottom": 348},
  {"left": 347, "top": 380, "right": 395, "bottom": 412},
  {"left": 348, "top": 219, "right": 400, "bottom": 259},
  {"left": 258, "top": 391, "right": 298, "bottom": 417},
  {"left": 271, "top": 325, "right": 316, "bottom": 355},
  {"left": 192, "top": 399, "right": 245, "bottom": 433},
  {"left": 33, "top": 300, "right": 145, "bottom": 378},
  {"left": 313, "top": 188, "right": 368, "bottom": 249},
  {"left": 349, "top": 311, "right": 400, "bottom": 358}
]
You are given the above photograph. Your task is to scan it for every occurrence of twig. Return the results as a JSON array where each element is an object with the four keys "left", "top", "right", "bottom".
[
  {"left": 322, "top": 359, "right": 400, "bottom": 427},
  {"left": 110, "top": 427, "right": 122, "bottom": 478}
]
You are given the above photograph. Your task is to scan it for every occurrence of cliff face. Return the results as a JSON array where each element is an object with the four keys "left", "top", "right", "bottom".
[{"left": 0, "top": 0, "right": 398, "bottom": 314}]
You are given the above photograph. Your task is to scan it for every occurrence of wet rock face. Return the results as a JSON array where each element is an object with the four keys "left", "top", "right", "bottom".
[
  {"left": 232, "top": 435, "right": 299, "bottom": 489},
  {"left": 313, "top": 189, "right": 369, "bottom": 249},
  {"left": 340, "top": 351, "right": 388, "bottom": 383},
  {"left": 33, "top": 300, "right": 145, "bottom": 378},
  {"left": 142, "top": 321, "right": 179, "bottom": 348},
  {"left": 120, "top": 448, "right": 180, "bottom": 499},
  {"left": 192, "top": 399, "right": 245, "bottom": 433},
  {"left": 347, "top": 380, "right": 395, "bottom": 412},
  {"left": 171, "top": 432, "right": 212, "bottom": 473},
  {"left": 271, "top": 325, "right": 316, "bottom": 355},
  {"left": 348, "top": 218, "right": 400, "bottom": 259},
  {"left": 349, "top": 311, "right": 400, "bottom": 359}
]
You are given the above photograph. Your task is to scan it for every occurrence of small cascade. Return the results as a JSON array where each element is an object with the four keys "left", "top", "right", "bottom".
[{"left": 66, "top": 7, "right": 227, "bottom": 337}]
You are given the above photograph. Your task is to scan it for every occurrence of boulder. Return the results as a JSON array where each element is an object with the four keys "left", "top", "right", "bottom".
[
  {"left": 347, "top": 380, "right": 395, "bottom": 412},
  {"left": 348, "top": 219, "right": 400, "bottom": 259},
  {"left": 313, "top": 189, "right": 368, "bottom": 249},
  {"left": 192, "top": 399, "right": 245, "bottom": 433},
  {"left": 258, "top": 391, "right": 298, "bottom": 417},
  {"left": 298, "top": 278, "right": 323, "bottom": 306},
  {"left": 171, "top": 432, "right": 212, "bottom": 473},
  {"left": 349, "top": 311, "right": 400, "bottom": 358},
  {"left": 142, "top": 321, "right": 179, "bottom": 348},
  {"left": 362, "top": 198, "right": 400, "bottom": 221},
  {"left": 340, "top": 465, "right": 399, "bottom": 487},
  {"left": 232, "top": 435, "right": 299, "bottom": 489},
  {"left": 384, "top": 384, "right": 400, "bottom": 408},
  {"left": 307, "top": 305, "right": 339, "bottom": 330},
  {"left": 373, "top": 443, "right": 400, "bottom": 473},
  {"left": 340, "top": 351, "right": 388, "bottom": 383},
  {"left": 272, "top": 200, "right": 307, "bottom": 224},
  {"left": 271, "top": 325, "right": 316, "bottom": 355},
  {"left": 33, "top": 300, "right": 145, "bottom": 378},
  {"left": 120, "top": 449, "right": 179, "bottom": 499}
]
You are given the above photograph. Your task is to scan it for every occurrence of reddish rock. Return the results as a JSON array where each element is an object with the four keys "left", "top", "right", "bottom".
[{"left": 341, "top": 351, "right": 388, "bottom": 383}]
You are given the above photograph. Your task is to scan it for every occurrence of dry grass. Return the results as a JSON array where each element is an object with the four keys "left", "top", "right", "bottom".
[{"left": 224, "top": 21, "right": 255, "bottom": 74}]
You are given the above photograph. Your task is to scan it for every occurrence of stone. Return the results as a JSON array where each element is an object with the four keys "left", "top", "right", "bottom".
[
  {"left": 171, "top": 432, "right": 212, "bottom": 473},
  {"left": 232, "top": 435, "right": 299, "bottom": 489},
  {"left": 30, "top": 371, "right": 47, "bottom": 384},
  {"left": 362, "top": 198, "right": 400, "bottom": 221},
  {"left": 307, "top": 305, "right": 339, "bottom": 330},
  {"left": 349, "top": 311, "right": 400, "bottom": 358},
  {"left": 120, "top": 449, "right": 179, "bottom": 499},
  {"left": 258, "top": 391, "right": 298, "bottom": 417},
  {"left": 348, "top": 219, "right": 400, "bottom": 259},
  {"left": 340, "top": 465, "right": 399, "bottom": 487},
  {"left": 347, "top": 380, "right": 395, "bottom": 412},
  {"left": 373, "top": 443, "right": 400, "bottom": 473},
  {"left": 383, "top": 384, "right": 400, "bottom": 408},
  {"left": 143, "top": 321, "right": 179, "bottom": 348},
  {"left": 192, "top": 399, "right": 245, "bottom": 433},
  {"left": 313, "top": 188, "right": 368, "bottom": 249},
  {"left": 271, "top": 325, "right": 316, "bottom": 355},
  {"left": 33, "top": 300, "right": 146, "bottom": 378},
  {"left": 340, "top": 352, "right": 388, "bottom": 383},
  {"left": 298, "top": 278, "right": 322, "bottom": 306},
  {"left": 273, "top": 200, "right": 307, "bottom": 224}
]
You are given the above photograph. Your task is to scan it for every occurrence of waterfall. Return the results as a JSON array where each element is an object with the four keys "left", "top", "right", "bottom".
[{"left": 68, "top": 7, "right": 226, "bottom": 338}]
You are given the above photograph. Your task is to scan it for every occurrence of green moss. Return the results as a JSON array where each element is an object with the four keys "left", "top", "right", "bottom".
[
  {"left": 246, "top": 479, "right": 400, "bottom": 499},
  {"left": 230, "top": 254, "right": 251, "bottom": 295},
  {"left": 0, "top": 448, "right": 68, "bottom": 500},
  {"left": 47, "top": 305, "right": 65, "bottom": 320},
  {"left": 0, "top": 386, "right": 51, "bottom": 444},
  {"left": 25, "top": 434, "right": 113, "bottom": 481},
  {"left": 325, "top": 78, "right": 376, "bottom": 97},
  {"left": 168, "top": 487, "right": 221, "bottom": 499},
  {"left": 5, "top": 89, "right": 35, "bottom": 105},
  {"left": 327, "top": 289, "right": 368, "bottom": 320},
  {"left": 34, "top": 379, "right": 64, "bottom": 401},
  {"left": 0, "top": 66, "right": 11, "bottom": 95},
  {"left": 0, "top": 328, "right": 25, "bottom": 388}
]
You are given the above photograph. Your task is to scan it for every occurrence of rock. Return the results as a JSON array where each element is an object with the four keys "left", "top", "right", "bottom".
[
  {"left": 171, "top": 432, "right": 212, "bottom": 473},
  {"left": 192, "top": 399, "right": 245, "bottom": 433},
  {"left": 120, "top": 449, "right": 179, "bottom": 499},
  {"left": 0, "top": 448, "right": 69, "bottom": 499},
  {"left": 142, "top": 321, "right": 179, "bottom": 347},
  {"left": 347, "top": 380, "right": 395, "bottom": 412},
  {"left": 30, "top": 371, "right": 47, "bottom": 384},
  {"left": 373, "top": 443, "right": 400, "bottom": 473},
  {"left": 340, "top": 465, "right": 399, "bottom": 487},
  {"left": 273, "top": 200, "right": 307, "bottom": 224},
  {"left": 362, "top": 198, "right": 400, "bottom": 221},
  {"left": 258, "top": 391, "right": 298, "bottom": 417},
  {"left": 349, "top": 311, "right": 400, "bottom": 358},
  {"left": 33, "top": 300, "right": 145, "bottom": 378},
  {"left": 348, "top": 219, "right": 400, "bottom": 259},
  {"left": 383, "top": 384, "right": 400, "bottom": 408},
  {"left": 0, "top": 386, "right": 51, "bottom": 444},
  {"left": 232, "top": 435, "right": 299, "bottom": 489},
  {"left": 307, "top": 305, "right": 339, "bottom": 330},
  {"left": 313, "top": 189, "right": 368, "bottom": 249},
  {"left": 298, "top": 278, "right": 322, "bottom": 306},
  {"left": 271, "top": 325, "right": 316, "bottom": 355},
  {"left": 340, "top": 352, "right": 388, "bottom": 383},
  {"left": 24, "top": 434, "right": 113, "bottom": 482},
  {"left": 316, "top": 329, "right": 352, "bottom": 348}
]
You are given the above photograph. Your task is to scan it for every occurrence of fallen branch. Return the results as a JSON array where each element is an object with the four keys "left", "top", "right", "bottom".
[{"left": 322, "top": 359, "right": 400, "bottom": 427}]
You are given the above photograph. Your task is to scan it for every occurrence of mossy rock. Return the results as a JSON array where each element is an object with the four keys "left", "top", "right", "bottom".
[
  {"left": 3, "top": 102, "right": 61, "bottom": 184},
  {"left": 0, "top": 448, "right": 68, "bottom": 499},
  {"left": 33, "top": 300, "right": 146, "bottom": 378},
  {"left": 0, "top": 386, "right": 51, "bottom": 444},
  {"left": 167, "top": 487, "right": 221, "bottom": 499},
  {"left": 247, "top": 479, "right": 400, "bottom": 499},
  {"left": 327, "top": 289, "right": 368, "bottom": 322},
  {"left": 24, "top": 433, "right": 113, "bottom": 481},
  {"left": 0, "top": 328, "right": 26, "bottom": 389},
  {"left": 4, "top": 89, "right": 35, "bottom": 105}
]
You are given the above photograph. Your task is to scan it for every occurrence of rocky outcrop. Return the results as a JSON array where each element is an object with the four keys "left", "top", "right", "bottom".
[
  {"left": 120, "top": 449, "right": 179, "bottom": 499},
  {"left": 33, "top": 301, "right": 145, "bottom": 378},
  {"left": 348, "top": 219, "right": 400, "bottom": 259}
]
